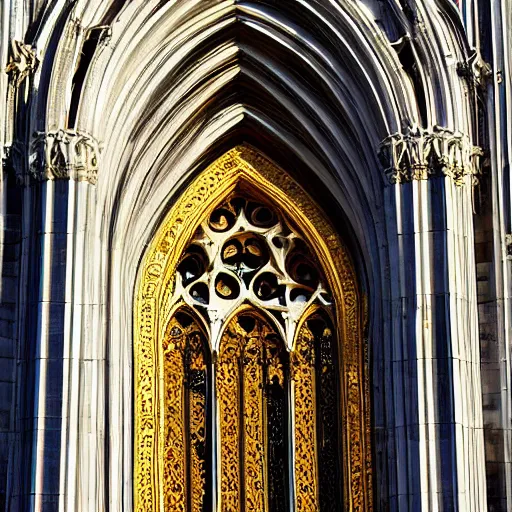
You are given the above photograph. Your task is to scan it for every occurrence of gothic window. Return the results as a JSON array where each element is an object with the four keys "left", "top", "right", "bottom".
[
  {"left": 163, "top": 196, "right": 343, "bottom": 511},
  {"left": 134, "top": 147, "right": 371, "bottom": 512}
]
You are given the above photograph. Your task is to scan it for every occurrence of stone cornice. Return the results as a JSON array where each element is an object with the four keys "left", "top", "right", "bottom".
[
  {"left": 29, "top": 129, "right": 100, "bottom": 184},
  {"left": 379, "top": 126, "right": 483, "bottom": 186}
]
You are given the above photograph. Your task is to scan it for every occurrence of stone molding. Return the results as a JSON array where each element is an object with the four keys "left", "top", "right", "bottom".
[
  {"left": 5, "top": 40, "right": 38, "bottom": 86},
  {"left": 29, "top": 129, "right": 100, "bottom": 184},
  {"left": 379, "top": 126, "right": 483, "bottom": 186},
  {"left": 456, "top": 50, "right": 493, "bottom": 89}
]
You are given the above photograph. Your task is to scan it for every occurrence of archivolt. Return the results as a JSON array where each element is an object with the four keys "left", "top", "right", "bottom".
[
  {"left": 31, "top": 0, "right": 473, "bottom": 288},
  {"left": 41, "top": 1, "right": 418, "bottom": 198}
]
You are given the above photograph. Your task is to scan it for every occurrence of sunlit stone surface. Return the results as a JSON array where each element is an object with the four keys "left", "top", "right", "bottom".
[{"left": 0, "top": 0, "right": 510, "bottom": 510}]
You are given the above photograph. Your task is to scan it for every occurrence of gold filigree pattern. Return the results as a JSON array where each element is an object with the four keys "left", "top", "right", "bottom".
[
  {"left": 218, "top": 315, "right": 283, "bottom": 512},
  {"left": 264, "top": 334, "right": 287, "bottom": 511},
  {"left": 292, "top": 323, "right": 319, "bottom": 511},
  {"left": 162, "top": 318, "right": 187, "bottom": 512},
  {"left": 217, "top": 321, "right": 242, "bottom": 512},
  {"left": 242, "top": 328, "right": 265, "bottom": 512},
  {"left": 188, "top": 330, "right": 207, "bottom": 512},
  {"left": 162, "top": 314, "right": 207, "bottom": 512},
  {"left": 134, "top": 146, "right": 371, "bottom": 512}
]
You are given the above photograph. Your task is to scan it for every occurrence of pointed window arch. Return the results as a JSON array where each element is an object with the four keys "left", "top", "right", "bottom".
[
  {"left": 161, "top": 309, "right": 211, "bottom": 512},
  {"left": 134, "top": 147, "right": 371, "bottom": 511}
]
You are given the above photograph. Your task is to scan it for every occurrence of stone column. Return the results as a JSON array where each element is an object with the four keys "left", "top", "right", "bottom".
[
  {"left": 480, "top": 0, "right": 512, "bottom": 508},
  {"left": 379, "top": 127, "right": 487, "bottom": 511},
  {"left": 10, "top": 129, "right": 100, "bottom": 511},
  {"left": 1, "top": 39, "right": 40, "bottom": 511}
]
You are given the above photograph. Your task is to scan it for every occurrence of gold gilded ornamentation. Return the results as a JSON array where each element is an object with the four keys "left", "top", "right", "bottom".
[
  {"left": 217, "top": 320, "right": 242, "bottom": 511},
  {"left": 134, "top": 146, "right": 371, "bottom": 511},
  {"left": 162, "top": 317, "right": 186, "bottom": 512},
  {"left": 161, "top": 314, "right": 207, "bottom": 512},
  {"left": 187, "top": 327, "right": 207, "bottom": 512},
  {"left": 218, "top": 314, "right": 283, "bottom": 512},
  {"left": 242, "top": 330, "right": 266, "bottom": 512},
  {"left": 292, "top": 323, "right": 319, "bottom": 511}
]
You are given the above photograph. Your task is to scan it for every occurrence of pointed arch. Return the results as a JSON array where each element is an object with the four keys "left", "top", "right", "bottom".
[
  {"left": 160, "top": 307, "right": 211, "bottom": 512},
  {"left": 216, "top": 309, "right": 288, "bottom": 512},
  {"left": 134, "top": 145, "right": 370, "bottom": 511}
]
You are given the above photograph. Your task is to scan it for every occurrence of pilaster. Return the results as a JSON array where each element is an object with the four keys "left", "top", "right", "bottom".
[
  {"left": 1, "top": 37, "right": 39, "bottom": 511},
  {"left": 9, "top": 128, "right": 101, "bottom": 511},
  {"left": 380, "top": 126, "right": 487, "bottom": 511}
]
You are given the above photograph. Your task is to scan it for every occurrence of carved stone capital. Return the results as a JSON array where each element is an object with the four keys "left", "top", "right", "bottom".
[
  {"left": 379, "top": 126, "right": 483, "bottom": 186},
  {"left": 29, "top": 129, "right": 100, "bottom": 184},
  {"left": 5, "top": 40, "right": 38, "bottom": 86}
]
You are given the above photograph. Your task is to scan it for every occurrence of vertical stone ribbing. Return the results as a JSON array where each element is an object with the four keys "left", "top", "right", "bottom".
[
  {"left": 16, "top": 179, "right": 69, "bottom": 511},
  {"left": 445, "top": 177, "right": 487, "bottom": 511},
  {"left": 380, "top": 127, "right": 488, "bottom": 511},
  {"left": 413, "top": 178, "right": 444, "bottom": 512},
  {"left": 1, "top": 34, "right": 39, "bottom": 512},
  {"left": 481, "top": 0, "right": 512, "bottom": 509},
  {"left": 4, "top": 129, "right": 101, "bottom": 511},
  {"left": 75, "top": 181, "right": 105, "bottom": 512},
  {"left": 0, "top": 21, "right": 12, "bottom": 510},
  {"left": 0, "top": 174, "right": 22, "bottom": 511},
  {"left": 59, "top": 179, "right": 96, "bottom": 511},
  {"left": 375, "top": 178, "right": 421, "bottom": 510}
]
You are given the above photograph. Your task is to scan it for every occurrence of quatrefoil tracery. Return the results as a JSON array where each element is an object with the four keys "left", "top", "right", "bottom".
[{"left": 173, "top": 197, "right": 332, "bottom": 350}]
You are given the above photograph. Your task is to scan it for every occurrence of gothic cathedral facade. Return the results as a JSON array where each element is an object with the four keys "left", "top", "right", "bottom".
[{"left": 0, "top": 1, "right": 510, "bottom": 511}]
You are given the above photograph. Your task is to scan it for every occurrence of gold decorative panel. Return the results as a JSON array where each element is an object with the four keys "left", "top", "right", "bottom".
[
  {"left": 161, "top": 312, "right": 207, "bottom": 512},
  {"left": 217, "top": 319, "right": 242, "bottom": 511},
  {"left": 134, "top": 146, "right": 372, "bottom": 511},
  {"left": 217, "top": 313, "right": 285, "bottom": 512},
  {"left": 292, "top": 321, "right": 320, "bottom": 511}
]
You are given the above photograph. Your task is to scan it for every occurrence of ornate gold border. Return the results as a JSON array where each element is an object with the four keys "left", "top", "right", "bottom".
[{"left": 134, "top": 146, "right": 372, "bottom": 511}]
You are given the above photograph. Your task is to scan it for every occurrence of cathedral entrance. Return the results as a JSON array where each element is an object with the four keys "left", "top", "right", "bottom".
[{"left": 134, "top": 147, "right": 371, "bottom": 511}]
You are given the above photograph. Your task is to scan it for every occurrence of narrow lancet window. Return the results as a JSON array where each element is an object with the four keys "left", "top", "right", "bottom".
[
  {"left": 217, "top": 312, "right": 288, "bottom": 512},
  {"left": 162, "top": 311, "right": 210, "bottom": 512}
]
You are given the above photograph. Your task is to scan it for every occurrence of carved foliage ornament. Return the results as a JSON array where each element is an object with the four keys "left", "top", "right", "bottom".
[
  {"left": 379, "top": 126, "right": 483, "bottom": 186},
  {"left": 5, "top": 40, "right": 38, "bottom": 86},
  {"left": 29, "top": 129, "right": 100, "bottom": 184},
  {"left": 134, "top": 146, "right": 372, "bottom": 512}
]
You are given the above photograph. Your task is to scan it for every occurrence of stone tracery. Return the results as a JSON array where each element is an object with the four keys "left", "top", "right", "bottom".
[
  {"left": 163, "top": 192, "right": 346, "bottom": 511},
  {"left": 172, "top": 196, "right": 333, "bottom": 350}
]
